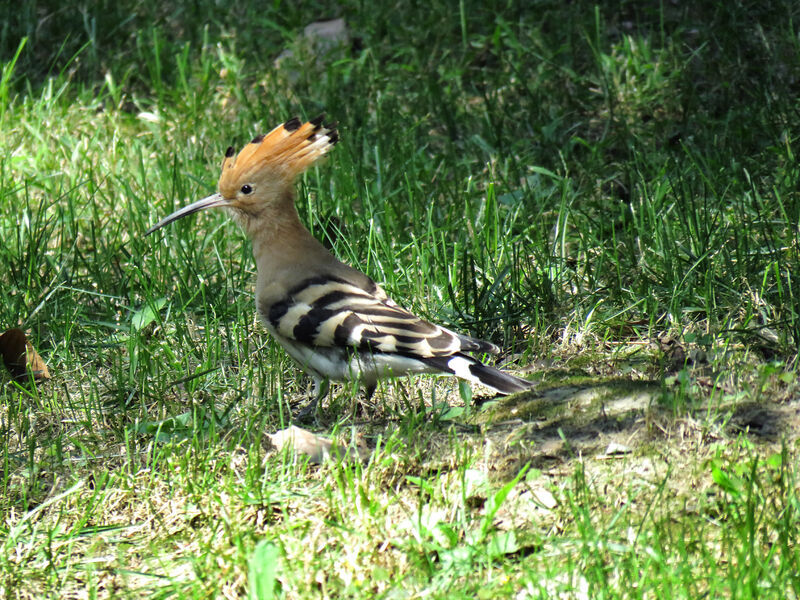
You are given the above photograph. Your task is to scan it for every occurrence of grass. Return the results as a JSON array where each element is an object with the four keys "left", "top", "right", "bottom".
[{"left": 1, "top": 0, "right": 800, "bottom": 597}]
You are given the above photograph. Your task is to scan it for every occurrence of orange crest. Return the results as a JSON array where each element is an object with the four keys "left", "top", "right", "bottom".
[{"left": 218, "top": 115, "right": 338, "bottom": 198}]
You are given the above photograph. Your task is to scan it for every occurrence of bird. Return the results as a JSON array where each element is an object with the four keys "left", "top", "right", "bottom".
[{"left": 146, "top": 115, "right": 534, "bottom": 416}]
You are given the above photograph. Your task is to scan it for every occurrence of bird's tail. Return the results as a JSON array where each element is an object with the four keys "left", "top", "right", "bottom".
[
  {"left": 218, "top": 115, "right": 338, "bottom": 195},
  {"left": 426, "top": 354, "right": 534, "bottom": 395}
]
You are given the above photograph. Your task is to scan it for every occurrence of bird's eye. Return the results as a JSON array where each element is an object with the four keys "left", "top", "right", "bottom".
[{"left": 240, "top": 184, "right": 253, "bottom": 195}]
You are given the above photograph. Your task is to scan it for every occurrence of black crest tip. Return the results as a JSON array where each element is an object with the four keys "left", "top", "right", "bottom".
[
  {"left": 309, "top": 113, "right": 326, "bottom": 127},
  {"left": 250, "top": 133, "right": 265, "bottom": 144},
  {"left": 225, "top": 146, "right": 235, "bottom": 158},
  {"left": 283, "top": 117, "right": 301, "bottom": 131}
]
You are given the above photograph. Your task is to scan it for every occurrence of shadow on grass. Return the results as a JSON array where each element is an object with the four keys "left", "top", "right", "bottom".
[{"left": 436, "top": 376, "right": 800, "bottom": 479}]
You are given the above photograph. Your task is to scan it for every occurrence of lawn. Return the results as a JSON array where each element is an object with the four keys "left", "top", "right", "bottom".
[{"left": 1, "top": 1, "right": 799, "bottom": 598}]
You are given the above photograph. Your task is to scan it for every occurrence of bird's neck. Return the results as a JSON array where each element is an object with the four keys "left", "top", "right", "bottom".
[{"left": 245, "top": 199, "right": 334, "bottom": 292}]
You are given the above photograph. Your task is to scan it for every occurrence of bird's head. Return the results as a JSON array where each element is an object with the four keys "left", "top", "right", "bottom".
[{"left": 145, "top": 115, "right": 338, "bottom": 235}]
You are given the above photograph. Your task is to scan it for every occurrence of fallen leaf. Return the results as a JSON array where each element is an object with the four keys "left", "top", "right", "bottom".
[
  {"left": 268, "top": 426, "right": 333, "bottom": 464},
  {"left": 0, "top": 328, "right": 50, "bottom": 381},
  {"left": 603, "top": 442, "right": 632, "bottom": 456},
  {"left": 530, "top": 484, "right": 559, "bottom": 510},
  {"left": 267, "top": 426, "right": 369, "bottom": 464},
  {"left": 596, "top": 442, "right": 633, "bottom": 459}
]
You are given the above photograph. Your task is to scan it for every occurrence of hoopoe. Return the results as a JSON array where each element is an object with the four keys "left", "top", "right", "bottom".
[{"left": 146, "top": 116, "right": 534, "bottom": 414}]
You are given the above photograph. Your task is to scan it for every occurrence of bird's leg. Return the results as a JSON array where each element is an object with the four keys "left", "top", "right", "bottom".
[
  {"left": 351, "top": 382, "right": 378, "bottom": 418},
  {"left": 295, "top": 377, "right": 330, "bottom": 422}
]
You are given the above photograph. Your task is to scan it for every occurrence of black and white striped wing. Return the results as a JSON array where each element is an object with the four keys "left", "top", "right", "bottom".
[{"left": 265, "top": 276, "right": 498, "bottom": 358}]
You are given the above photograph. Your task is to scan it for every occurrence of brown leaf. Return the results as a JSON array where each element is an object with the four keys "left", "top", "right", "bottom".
[
  {"left": 268, "top": 426, "right": 333, "bottom": 464},
  {"left": 0, "top": 328, "right": 51, "bottom": 381},
  {"left": 267, "top": 426, "right": 370, "bottom": 464}
]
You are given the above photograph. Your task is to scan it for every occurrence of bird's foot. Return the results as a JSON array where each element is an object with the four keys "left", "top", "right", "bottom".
[
  {"left": 293, "top": 377, "right": 330, "bottom": 423},
  {"left": 293, "top": 400, "right": 318, "bottom": 424}
]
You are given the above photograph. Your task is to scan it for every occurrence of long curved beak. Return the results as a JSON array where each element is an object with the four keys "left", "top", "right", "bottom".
[{"left": 145, "top": 193, "right": 231, "bottom": 236}]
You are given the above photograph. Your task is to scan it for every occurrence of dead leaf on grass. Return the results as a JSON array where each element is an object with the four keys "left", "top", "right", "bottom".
[
  {"left": 267, "top": 426, "right": 370, "bottom": 464},
  {"left": 598, "top": 442, "right": 632, "bottom": 459},
  {"left": 0, "top": 328, "right": 50, "bottom": 381}
]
